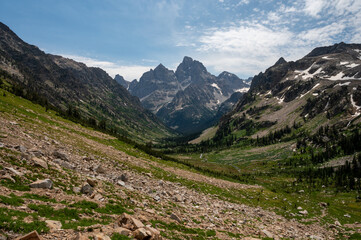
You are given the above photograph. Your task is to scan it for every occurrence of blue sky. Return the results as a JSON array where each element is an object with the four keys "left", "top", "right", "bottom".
[{"left": 0, "top": 0, "right": 360, "bottom": 80}]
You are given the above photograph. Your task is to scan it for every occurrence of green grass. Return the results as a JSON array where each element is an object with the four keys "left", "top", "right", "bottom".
[
  {"left": 0, "top": 207, "right": 49, "bottom": 234},
  {"left": 0, "top": 193, "right": 24, "bottom": 206},
  {"left": 111, "top": 233, "right": 131, "bottom": 240},
  {"left": 22, "top": 193, "right": 57, "bottom": 203}
]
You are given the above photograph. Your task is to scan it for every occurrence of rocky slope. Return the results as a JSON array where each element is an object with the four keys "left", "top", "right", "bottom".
[
  {"left": 217, "top": 42, "right": 361, "bottom": 139},
  {"left": 0, "top": 22, "right": 175, "bottom": 142},
  {"left": 0, "top": 87, "right": 346, "bottom": 240},
  {"left": 129, "top": 57, "right": 249, "bottom": 135}
]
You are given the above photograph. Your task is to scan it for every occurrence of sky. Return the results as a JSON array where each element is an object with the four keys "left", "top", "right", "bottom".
[{"left": 0, "top": 0, "right": 360, "bottom": 80}]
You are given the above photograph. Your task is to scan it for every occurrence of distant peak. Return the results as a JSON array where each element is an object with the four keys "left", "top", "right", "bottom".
[
  {"left": 182, "top": 56, "right": 194, "bottom": 63},
  {"left": 274, "top": 57, "right": 287, "bottom": 66}
]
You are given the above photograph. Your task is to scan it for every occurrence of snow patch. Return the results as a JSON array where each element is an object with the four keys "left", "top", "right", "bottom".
[
  {"left": 346, "top": 63, "right": 359, "bottom": 68},
  {"left": 235, "top": 87, "right": 250, "bottom": 93},
  {"left": 334, "top": 82, "right": 351, "bottom": 88},
  {"left": 294, "top": 63, "right": 323, "bottom": 80},
  {"left": 211, "top": 83, "right": 221, "bottom": 90},
  {"left": 326, "top": 72, "right": 345, "bottom": 80},
  {"left": 351, "top": 94, "right": 361, "bottom": 116},
  {"left": 299, "top": 83, "right": 320, "bottom": 99},
  {"left": 322, "top": 56, "right": 334, "bottom": 60},
  {"left": 340, "top": 61, "right": 349, "bottom": 65}
]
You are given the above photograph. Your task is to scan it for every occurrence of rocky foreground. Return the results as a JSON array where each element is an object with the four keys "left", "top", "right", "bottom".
[{"left": 0, "top": 108, "right": 347, "bottom": 240}]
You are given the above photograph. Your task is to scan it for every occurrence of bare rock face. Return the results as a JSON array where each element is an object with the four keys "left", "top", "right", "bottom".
[
  {"left": 113, "top": 227, "right": 132, "bottom": 237},
  {"left": 133, "top": 228, "right": 152, "bottom": 240},
  {"left": 29, "top": 179, "right": 53, "bottom": 189}
]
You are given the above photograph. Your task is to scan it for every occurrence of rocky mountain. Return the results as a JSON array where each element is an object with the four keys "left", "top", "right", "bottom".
[
  {"left": 129, "top": 57, "right": 249, "bottom": 135},
  {"left": 114, "top": 74, "right": 130, "bottom": 89},
  {"left": 216, "top": 42, "right": 361, "bottom": 141},
  {"left": 0, "top": 22, "right": 175, "bottom": 142}
]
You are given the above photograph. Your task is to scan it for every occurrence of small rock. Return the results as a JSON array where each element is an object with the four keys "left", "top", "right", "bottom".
[
  {"left": 170, "top": 213, "right": 181, "bottom": 223},
  {"left": 299, "top": 210, "right": 308, "bottom": 215},
  {"left": 319, "top": 202, "right": 328, "bottom": 208},
  {"left": 94, "top": 165, "right": 106, "bottom": 174},
  {"left": 28, "top": 148, "right": 44, "bottom": 157},
  {"left": 344, "top": 214, "right": 351, "bottom": 218},
  {"left": 5, "top": 167, "right": 23, "bottom": 176},
  {"left": 118, "top": 213, "right": 145, "bottom": 230},
  {"left": 15, "top": 145, "right": 27, "bottom": 153},
  {"left": 114, "top": 227, "right": 132, "bottom": 236},
  {"left": 145, "top": 172, "right": 152, "bottom": 178},
  {"left": 32, "top": 157, "right": 48, "bottom": 169},
  {"left": 120, "top": 173, "right": 128, "bottom": 182},
  {"left": 297, "top": 206, "right": 303, "bottom": 210},
  {"left": 153, "top": 195, "right": 160, "bottom": 201},
  {"left": 45, "top": 220, "right": 62, "bottom": 232},
  {"left": 52, "top": 150, "right": 69, "bottom": 161},
  {"left": 145, "top": 226, "right": 160, "bottom": 240},
  {"left": 53, "top": 159, "right": 75, "bottom": 170},
  {"left": 10, "top": 121, "right": 19, "bottom": 125},
  {"left": 173, "top": 194, "right": 183, "bottom": 202},
  {"left": 93, "top": 193, "right": 104, "bottom": 201},
  {"left": 94, "top": 233, "right": 111, "bottom": 240},
  {"left": 117, "top": 180, "right": 126, "bottom": 187},
  {"left": 261, "top": 229, "right": 274, "bottom": 239},
  {"left": 30, "top": 179, "right": 53, "bottom": 189},
  {"left": 15, "top": 230, "right": 41, "bottom": 240},
  {"left": 299, "top": 190, "right": 305, "bottom": 193},
  {"left": 0, "top": 234, "right": 6, "bottom": 240},
  {"left": 0, "top": 142, "right": 4, "bottom": 148},
  {"left": 334, "top": 220, "right": 341, "bottom": 226},
  {"left": 133, "top": 228, "right": 151, "bottom": 240},
  {"left": 73, "top": 187, "right": 81, "bottom": 193},
  {"left": 81, "top": 183, "right": 93, "bottom": 195},
  {"left": 87, "top": 178, "right": 97, "bottom": 187}
]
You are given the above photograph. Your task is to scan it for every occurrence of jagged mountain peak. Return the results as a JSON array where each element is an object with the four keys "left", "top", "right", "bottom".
[
  {"left": 218, "top": 71, "right": 238, "bottom": 78},
  {"left": 305, "top": 42, "right": 361, "bottom": 58},
  {"left": 274, "top": 57, "right": 287, "bottom": 66}
]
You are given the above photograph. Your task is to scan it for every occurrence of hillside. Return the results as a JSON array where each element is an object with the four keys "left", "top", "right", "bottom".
[
  {"left": 128, "top": 57, "right": 249, "bottom": 135},
  {"left": 1, "top": 79, "right": 354, "bottom": 239},
  {"left": 0, "top": 22, "right": 175, "bottom": 142}
]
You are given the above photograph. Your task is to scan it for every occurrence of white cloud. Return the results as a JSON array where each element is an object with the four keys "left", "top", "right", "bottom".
[
  {"left": 298, "top": 22, "right": 346, "bottom": 44},
  {"left": 303, "top": 0, "right": 326, "bottom": 17},
  {"left": 197, "top": 22, "right": 294, "bottom": 76},
  {"left": 61, "top": 54, "right": 154, "bottom": 81},
  {"left": 236, "top": 0, "right": 250, "bottom": 6}
]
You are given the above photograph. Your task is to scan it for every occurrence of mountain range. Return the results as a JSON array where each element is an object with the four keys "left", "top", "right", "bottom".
[
  {"left": 0, "top": 22, "right": 175, "bottom": 142},
  {"left": 208, "top": 42, "right": 361, "bottom": 144},
  {"left": 121, "top": 57, "right": 250, "bottom": 135}
]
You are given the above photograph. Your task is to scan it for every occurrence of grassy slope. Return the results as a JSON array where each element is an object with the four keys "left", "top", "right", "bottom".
[{"left": 0, "top": 87, "right": 361, "bottom": 238}]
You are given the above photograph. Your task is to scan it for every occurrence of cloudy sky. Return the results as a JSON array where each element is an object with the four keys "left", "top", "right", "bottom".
[{"left": 0, "top": 0, "right": 360, "bottom": 80}]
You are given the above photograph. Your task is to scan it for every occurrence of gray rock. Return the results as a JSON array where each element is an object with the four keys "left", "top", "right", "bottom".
[
  {"left": 170, "top": 213, "right": 181, "bottom": 222},
  {"left": 30, "top": 179, "right": 53, "bottom": 189},
  {"left": 45, "top": 220, "right": 62, "bottom": 232},
  {"left": 32, "top": 157, "right": 48, "bottom": 169},
  {"left": 5, "top": 167, "right": 23, "bottom": 176},
  {"left": 73, "top": 187, "right": 81, "bottom": 193},
  {"left": 94, "top": 165, "right": 106, "bottom": 174},
  {"left": 28, "top": 148, "right": 44, "bottom": 157},
  {"left": 0, "top": 142, "right": 4, "bottom": 148},
  {"left": 133, "top": 228, "right": 151, "bottom": 240},
  {"left": 81, "top": 183, "right": 93, "bottom": 195},
  {"left": 15, "top": 145, "right": 27, "bottom": 153},
  {"left": 120, "top": 173, "right": 128, "bottom": 182},
  {"left": 87, "top": 178, "right": 97, "bottom": 187},
  {"left": 117, "top": 180, "right": 126, "bottom": 187},
  {"left": 261, "top": 229, "right": 274, "bottom": 239},
  {"left": 53, "top": 159, "right": 75, "bottom": 170},
  {"left": 52, "top": 150, "right": 69, "bottom": 161},
  {"left": 299, "top": 210, "right": 308, "bottom": 215}
]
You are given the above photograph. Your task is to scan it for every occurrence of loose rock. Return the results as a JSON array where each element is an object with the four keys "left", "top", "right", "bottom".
[
  {"left": 81, "top": 183, "right": 93, "bottom": 195},
  {"left": 29, "top": 179, "right": 53, "bottom": 189},
  {"left": 32, "top": 157, "right": 48, "bottom": 169},
  {"left": 15, "top": 230, "right": 41, "bottom": 240}
]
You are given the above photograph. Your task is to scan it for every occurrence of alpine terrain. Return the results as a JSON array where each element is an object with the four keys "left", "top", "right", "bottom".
[{"left": 126, "top": 57, "right": 250, "bottom": 135}]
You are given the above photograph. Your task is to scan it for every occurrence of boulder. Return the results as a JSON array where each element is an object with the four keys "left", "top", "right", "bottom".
[
  {"left": 299, "top": 210, "right": 308, "bottom": 215},
  {"left": 32, "top": 157, "right": 48, "bottom": 169},
  {"left": 73, "top": 187, "right": 81, "bottom": 193},
  {"left": 5, "top": 167, "right": 23, "bottom": 176},
  {"left": 81, "top": 183, "right": 93, "bottom": 195},
  {"left": 30, "top": 179, "right": 53, "bottom": 189},
  {"left": 117, "top": 180, "right": 126, "bottom": 187},
  {"left": 45, "top": 220, "right": 62, "bottom": 232},
  {"left": 145, "top": 226, "right": 161, "bottom": 240},
  {"left": 118, "top": 213, "right": 145, "bottom": 231},
  {"left": 94, "top": 234, "right": 111, "bottom": 240},
  {"left": 15, "top": 230, "right": 41, "bottom": 240},
  {"left": 133, "top": 228, "right": 152, "bottom": 240},
  {"left": 28, "top": 148, "right": 44, "bottom": 157},
  {"left": 52, "top": 150, "right": 69, "bottom": 161},
  {"left": 114, "top": 227, "right": 132, "bottom": 236}
]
